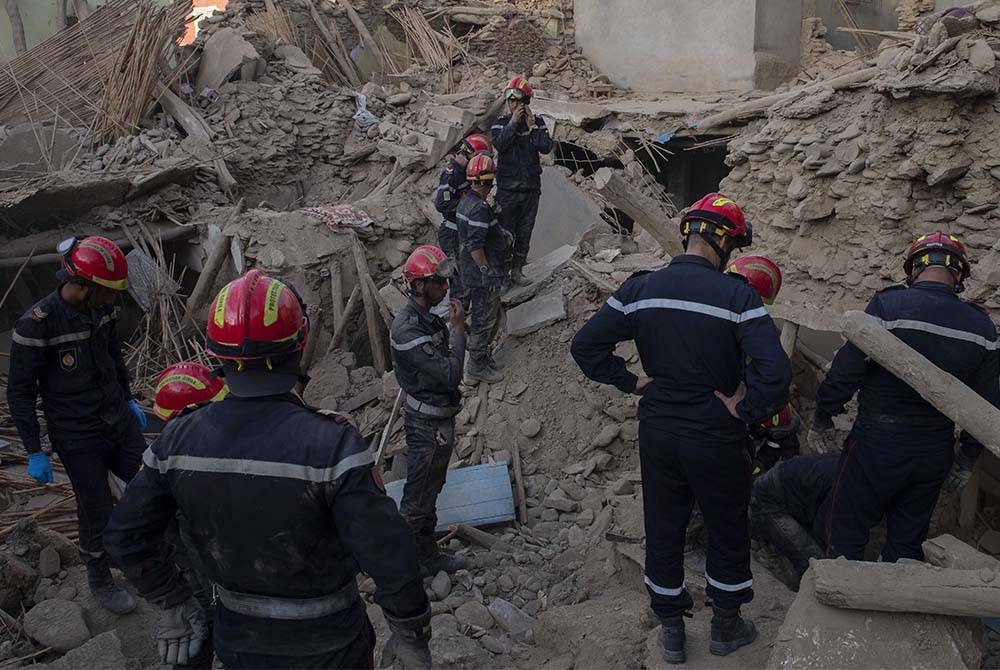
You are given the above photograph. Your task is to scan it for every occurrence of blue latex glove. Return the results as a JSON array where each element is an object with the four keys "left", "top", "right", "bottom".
[
  {"left": 27, "top": 452, "right": 54, "bottom": 484},
  {"left": 129, "top": 399, "right": 148, "bottom": 431}
]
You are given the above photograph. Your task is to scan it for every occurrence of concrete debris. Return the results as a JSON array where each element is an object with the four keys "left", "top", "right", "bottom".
[
  {"left": 519, "top": 418, "right": 542, "bottom": 438},
  {"left": 196, "top": 28, "right": 261, "bottom": 94},
  {"left": 506, "top": 288, "right": 567, "bottom": 336},
  {"left": 430, "top": 571, "right": 452, "bottom": 601},
  {"left": 488, "top": 598, "right": 536, "bottom": 640},
  {"left": 33, "top": 631, "right": 128, "bottom": 670},
  {"left": 455, "top": 601, "right": 495, "bottom": 630},
  {"left": 38, "top": 545, "right": 60, "bottom": 579},
  {"left": 23, "top": 599, "right": 91, "bottom": 653}
]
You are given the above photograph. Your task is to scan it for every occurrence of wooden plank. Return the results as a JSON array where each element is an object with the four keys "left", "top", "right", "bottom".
[
  {"left": 384, "top": 462, "right": 515, "bottom": 531},
  {"left": 339, "top": 382, "right": 381, "bottom": 413},
  {"left": 352, "top": 238, "right": 389, "bottom": 374},
  {"left": 923, "top": 534, "right": 1000, "bottom": 570},
  {"left": 592, "top": 167, "right": 683, "bottom": 257},
  {"left": 329, "top": 260, "right": 344, "bottom": 332},
  {"left": 768, "top": 303, "right": 845, "bottom": 334},
  {"left": 779, "top": 321, "right": 799, "bottom": 359}
]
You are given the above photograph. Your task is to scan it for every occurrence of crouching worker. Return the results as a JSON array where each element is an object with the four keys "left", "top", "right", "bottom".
[{"left": 105, "top": 270, "right": 432, "bottom": 669}]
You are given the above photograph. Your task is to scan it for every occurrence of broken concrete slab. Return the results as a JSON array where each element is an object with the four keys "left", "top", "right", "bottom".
[
  {"left": 35, "top": 631, "right": 127, "bottom": 670},
  {"left": 924, "top": 534, "right": 1000, "bottom": 570},
  {"left": 195, "top": 28, "right": 260, "bottom": 94},
  {"left": 275, "top": 45, "right": 322, "bottom": 76},
  {"left": 503, "top": 244, "right": 578, "bottom": 306},
  {"left": 506, "top": 288, "right": 566, "bottom": 337},
  {"left": 531, "top": 98, "right": 611, "bottom": 127}
]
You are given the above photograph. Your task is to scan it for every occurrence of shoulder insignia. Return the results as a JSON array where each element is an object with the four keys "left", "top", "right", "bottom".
[
  {"left": 422, "top": 343, "right": 436, "bottom": 356},
  {"left": 30, "top": 307, "right": 48, "bottom": 321},
  {"left": 314, "top": 407, "right": 355, "bottom": 426}
]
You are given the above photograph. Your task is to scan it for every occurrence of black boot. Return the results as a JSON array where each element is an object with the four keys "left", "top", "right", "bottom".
[
  {"left": 416, "top": 535, "right": 466, "bottom": 576},
  {"left": 710, "top": 606, "right": 757, "bottom": 656},
  {"left": 87, "top": 558, "right": 136, "bottom": 615},
  {"left": 511, "top": 265, "right": 530, "bottom": 286},
  {"left": 657, "top": 617, "right": 686, "bottom": 664}
]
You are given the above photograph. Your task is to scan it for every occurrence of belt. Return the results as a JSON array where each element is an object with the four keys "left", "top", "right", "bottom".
[
  {"left": 405, "top": 394, "right": 460, "bottom": 418},
  {"left": 215, "top": 580, "right": 359, "bottom": 620}
]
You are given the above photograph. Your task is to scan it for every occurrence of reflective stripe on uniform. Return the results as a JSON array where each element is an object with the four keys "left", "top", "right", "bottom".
[
  {"left": 141, "top": 448, "right": 373, "bottom": 483},
  {"left": 11, "top": 330, "right": 91, "bottom": 348},
  {"left": 490, "top": 124, "right": 504, "bottom": 130},
  {"left": 436, "top": 184, "right": 452, "bottom": 192},
  {"left": 705, "top": 574, "right": 753, "bottom": 592},
  {"left": 405, "top": 394, "right": 460, "bottom": 418},
  {"left": 443, "top": 221, "right": 458, "bottom": 231},
  {"left": 456, "top": 212, "right": 491, "bottom": 229},
  {"left": 606, "top": 297, "right": 768, "bottom": 324},
  {"left": 644, "top": 576, "right": 685, "bottom": 596},
  {"left": 391, "top": 334, "right": 433, "bottom": 351},
  {"left": 877, "top": 318, "right": 999, "bottom": 351}
]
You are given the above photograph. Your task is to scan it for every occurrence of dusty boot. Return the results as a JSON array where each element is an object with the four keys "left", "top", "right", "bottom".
[
  {"left": 710, "top": 606, "right": 757, "bottom": 656},
  {"left": 87, "top": 559, "right": 136, "bottom": 615},
  {"left": 417, "top": 535, "right": 466, "bottom": 575},
  {"left": 510, "top": 265, "right": 530, "bottom": 286},
  {"left": 466, "top": 359, "right": 504, "bottom": 384},
  {"left": 657, "top": 617, "right": 686, "bottom": 664}
]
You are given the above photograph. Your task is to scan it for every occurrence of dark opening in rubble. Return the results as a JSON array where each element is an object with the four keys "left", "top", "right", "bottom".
[
  {"left": 553, "top": 141, "right": 622, "bottom": 177},
  {"left": 625, "top": 136, "right": 731, "bottom": 209}
]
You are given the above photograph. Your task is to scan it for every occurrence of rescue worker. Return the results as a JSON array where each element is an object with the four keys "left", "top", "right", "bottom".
[
  {"left": 152, "top": 362, "right": 228, "bottom": 668},
  {"left": 104, "top": 270, "right": 431, "bottom": 669},
  {"left": 750, "top": 453, "right": 839, "bottom": 582},
  {"left": 571, "top": 194, "right": 791, "bottom": 664},
  {"left": 726, "top": 255, "right": 801, "bottom": 475},
  {"left": 491, "top": 76, "right": 552, "bottom": 285},
  {"left": 810, "top": 231, "right": 1000, "bottom": 562},
  {"left": 434, "top": 133, "right": 493, "bottom": 308},
  {"left": 7, "top": 235, "right": 145, "bottom": 615},
  {"left": 391, "top": 246, "right": 467, "bottom": 574},
  {"left": 457, "top": 153, "right": 511, "bottom": 384}
]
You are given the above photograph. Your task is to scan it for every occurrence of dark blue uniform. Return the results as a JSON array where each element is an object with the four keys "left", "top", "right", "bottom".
[
  {"left": 571, "top": 255, "right": 790, "bottom": 619},
  {"left": 814, "top": 281, "right": 1000, "bottom": 562},
  {"left": 104, "top": 393, "right": 428, "bottom": 667},
  {"left": 390, "top": 299, "right": 465, "bottom": 549},
  {"left": 490, "top": 113, "right": 552, "bottom": 268},
  {"left": 7, "top": 290, "right": 145, "bottom": 573},
  {"left": 434, "top": 157, "right": 470, "bottom": 306},
  {"left": 456, "top": 189, "right": 508, "bottom": 370}
]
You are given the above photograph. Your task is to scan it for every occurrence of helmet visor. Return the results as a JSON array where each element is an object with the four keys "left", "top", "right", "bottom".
[
  {"left": 506, "top": 88, "right": 526, "bottom": 101},
  {"left": 57, "top": 237, "right": 77, "bottom": 255},
  {"left": 435, "top": 257, "right": 456, "bottom": 279}
]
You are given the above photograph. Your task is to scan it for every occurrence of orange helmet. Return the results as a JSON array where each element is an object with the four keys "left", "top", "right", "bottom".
[
  {"left": 466, "top": 153, "right": 496, "bottom": 182},
  {"left": 403, "top": 245, "right": 455, "bottom": 284},
  {"left": 727, "top": 255, "right": 782, "bottom": 304},
  {"left": 504, "top": 76, "right": 533, "bottom": 102},
  {"left": 153, "top": 362, "right": 228, "bottom": 421},
  {"left": 205, "top": 270, "right": 309, "bottom": 361},
  {"left": 680, "top": 193, "right": 752, "bottom": 249},
  {"left": 903, "top": 231, "right": 971, "bottom": 286},
  {"left": 461, "top": 133, "right": 492, "bottom": 156},
  {"left": 57, "top": 236, "right": 129, "bottom": 290}
]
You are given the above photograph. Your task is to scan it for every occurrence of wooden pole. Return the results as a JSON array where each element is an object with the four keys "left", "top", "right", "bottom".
[
  {"left": 0, "top": 248, "right": 34, "bottom": 311},
  {"left": 779, "top": 321, "right": 799, "bottom": 359},
  {"left": 0, "top": 227, "right": 195, "bottom": 269},
  {"left": 374, "top": 389, "right": 405, "bottom": 470},
  {"left": 510, "top": 441, "right": 527, "bottom": 524},
  {"left": 299, "top": 306, "right": 323, "bottom": 373},
  {"left": 592, "top": 168, "right": 683, "bottom": 257},
  {"left": 6, "top": 0, "right": 27, "bottom": 55},
  {"left": 923, "top": 534, "right": 1000, "bottom": 570},
  {"left": 453, "top": 523, "right": 498, "bottom": 549},
  {"left": 842, "top": 310, "right": 1000, "bottom": 460},
  {"left": 183, "top": 200, "right": 244, "bottom": 326},
  {"left": 328, "top": 285, "right": 361, "bottom": 353},
  {"left": 156, "top": 84, "right": 238, "bottom": 194},
  {"left": 334, "top": 0, "right": 387, "bottom": 72},
  {"left": 352, "top": 238, "right": 389, "bottom": 374},
  {"left": 329, "top": 260, "right": 345, "bottom": 332}
]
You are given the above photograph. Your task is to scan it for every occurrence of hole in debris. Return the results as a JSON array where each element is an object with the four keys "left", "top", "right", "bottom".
[
  {"left": 623, "top": 135, "right": 732, "bottom": 208},
  {"left": 553, "top": 141, "right": 622, "bottom": 177},
  {"left": 601, "top": 207, "right": 634, "bottom": 235}
]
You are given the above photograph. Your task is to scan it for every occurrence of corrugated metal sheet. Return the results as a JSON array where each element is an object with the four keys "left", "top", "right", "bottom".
[{"left": 384, "top": 462, "right": 515, "bottom": 532}]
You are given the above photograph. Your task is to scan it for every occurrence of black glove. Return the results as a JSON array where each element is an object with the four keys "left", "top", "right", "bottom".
[
  {"left": 380, "top": 605, "right": 432, "bottom": 670},
  {"left": 807, "top": 412, "right": 839, "bottom": 454},
  {"left": 157, "top": 596, "right": 209, "bottom": 666},
  {"left": 942, "top": 449, "right": 978, "bottom": 494}
]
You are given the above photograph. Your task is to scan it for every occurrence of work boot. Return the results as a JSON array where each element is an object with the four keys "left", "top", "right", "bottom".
[
  {"left": 466, "top": 360, "right": 504, "bottom": 384},
  {"left": 87, "top": 559, "right": 137, "bottom": 615},
  {"left": 657, "top": 617, "right": 686, "bottom": 664},
  {"left": 511, "top": 266, "right": 530, "bottom": 286},
  {"left": 417, "top": 535, "right": 466, "bottom": 576},
  {"left": 710, "top": 606, "right": 757, "bottom": 656}
]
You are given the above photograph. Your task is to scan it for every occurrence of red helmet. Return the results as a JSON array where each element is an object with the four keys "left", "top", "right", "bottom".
[
  {"left": 205, "top": 270, "right": 309, "bottom": 360},
  {"left": 759, "top": 403, "right": 800, "bottom": 438},
  {"left": 153, "top": 362, "right": 228, "bottom": 421},
  {"left": 403, "top": 245, "right": 455, "bottom": 284},
  {"left": 57, "top": 236, "right": 129, "bottom": 290},
  {"left": 504, "top": 76, "right": 533, "bottom": 102},
  {"left": 727, "top": 255, "right": 782, "bottom": 304},
  {"left": 466, "top": 153, "right": 496, "bottom": 182},
  {"left": 461, "top": 133, "right": 492, "bottom": 155},
  {"left": 903, "top": 231, "right": 971, "bottom": 283},
  {"left": 680, "top": 193, "right": 752, "bottom": 248}
]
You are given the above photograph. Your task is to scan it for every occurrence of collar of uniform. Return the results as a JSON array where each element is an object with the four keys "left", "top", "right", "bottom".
[
  {"left": 466, "top": 189, "right": 487, "bottom": 205},
  {"left": 51, "top": 288, "right": 83, "bottom": 321},
  {"left": 669, "top": 254, "right": 719, "bottom": 271},
  {"left": 911, "top": 280, "right": 957, "bottom": 295},
  {"left": 406, "top": 298, "right": 441, "bottom": 328}
]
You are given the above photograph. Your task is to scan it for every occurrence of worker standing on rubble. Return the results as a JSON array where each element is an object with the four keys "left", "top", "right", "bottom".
[
  {"left": 434, "top": 133, "right": 493, "bottom": 308},
  {"left": 571, "top": 194, "right": 791, "bottom": 664},
  {"left": 726, "top": 255, "right": 801, "bottom": 475},
  {"left": 457, "top": 153, "right": 510, "bottom": 383},
  {"left": 104, "top": 270, "right": 431, "bottom": 670},
  {"left": 7, "top": 236, "right": 145, "bottom": 615},
  {"left": 391, "top": 246, "right": 468, "bottom": 575},
  {"left": 491, "top": 76, "right": 552, "bottom": 286},
  {"left": 810, "top": 232, "right": 1000, "bottom": 563}
]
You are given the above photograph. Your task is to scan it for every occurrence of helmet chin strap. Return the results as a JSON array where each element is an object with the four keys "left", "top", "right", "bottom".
[{"left": 686, "top": 233, "right": 732, "bottom": 271}]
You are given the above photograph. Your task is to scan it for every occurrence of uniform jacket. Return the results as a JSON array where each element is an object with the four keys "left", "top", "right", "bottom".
[
  {"left": 490, "top": 113, "right": 552, "bottom": 191},
  {"left": 7, "top": 289, "right": 131, "bottom": 452},
  {"left": 390, "top": 300, "right": 465, "bottom": 410},
  {"left": 456, "top": 190, "right": 509, "bottom": 289},
  {"left": 103, "top": 393, "right": 427, "bottom": 656},
  {"left": 750, "top": 453, "right": 838, "bottom": 526},
  {"left": 816, "top": 282, "right": 1000, "bottom": 455},
  {"left": 434, "top": 157, "right": 470, "bottom": 230},
  {"left": 571, "top": 255, "right": 791, "bottom": 443}
]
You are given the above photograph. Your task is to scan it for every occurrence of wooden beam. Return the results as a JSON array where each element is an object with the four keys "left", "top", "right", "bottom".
[
  {"left": 183, "top": 200, "right": 244, "bottom": 327},
  {"left": 768, "top": 303, "right": 845, "bottom": 334},
  {"left": 842, "top": 310, "right": 1000, "bottom": 460},
  {"left": 812, "top": 558, "right": 1000, "bottom": 618},
  {"left": 333, "top": 0, "right": 386, "bottom": 72},
  {"left": 328, "top": 285, "right": 362, "bottom": 353},
  {"left": 592, "top": 167, "right": 683, "bottom": 257},
  {"left": 923, "top": 534, "right": 1000, "bottom": 570},
  {"left": 6, "top": 0, "right": 27, "bottom": 55},
  {"left": 156, "top": 85, "right": 238, "bottom": 194},
  {"left": 352, "top": 238, "right": 389, "bottom": 374},
  {"left": 328, "top": 260, "right": 345, "bottom": 332},
  {"left": 779, "top": 321, "right": 799, "bottom": 359}
]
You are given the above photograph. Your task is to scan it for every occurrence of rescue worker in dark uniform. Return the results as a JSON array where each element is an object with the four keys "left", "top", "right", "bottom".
[
  {"left": 726, "top": 255, "right": 801, "bottom": 475},
  {"left": 491, "top": 76, "right": 552, "bottom": 286},
  {"left": 391, "top": 246, "right": 468, "bottom": 574},
  {"left": 104, "top": 270, "right": 431, "bottom": 670},
  {"left": 810, "top": 231, "right": 1000, "bottom": 563},
  {"left": 750, "top": 453, "right": 839, "bottom": 582},
  {"left": 457, "top": 153, "right": 511, "bottom": 384},
  {"left": 571, "top": 194, "right": 791, "bottom": 664},
  {"left": 7, "top": 235, "right": 146, "bottom": 615},
  {"left": 434, "top": 133, "right": 493, "bottom": 308},
  {"left": 150, "top": 362, "right": 229, "bottom": 669}
]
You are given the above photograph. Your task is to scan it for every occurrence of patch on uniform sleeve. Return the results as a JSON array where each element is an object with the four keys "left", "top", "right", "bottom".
[
  {"left": 30, "top": 307, "right": 48, "bottom": 321},
  {"left": 422, "top": 343, "right": 437, "bottom": 356},
  {"left": 58, "top": 347, "right": 78, "bottom": 372}
]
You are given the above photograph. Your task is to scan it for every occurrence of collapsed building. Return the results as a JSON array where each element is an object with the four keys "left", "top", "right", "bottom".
[{"left": 1, "top": 0, "right": 1000, "bottom": 668}]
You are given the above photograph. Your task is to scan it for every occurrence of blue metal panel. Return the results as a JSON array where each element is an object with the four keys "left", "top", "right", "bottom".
[{"left": 384, "top": 462, "right": 515, "bottom": 532}]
